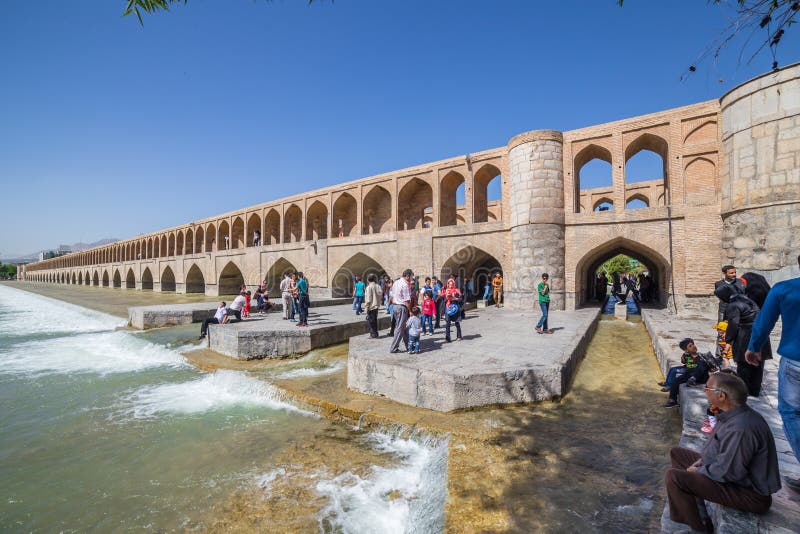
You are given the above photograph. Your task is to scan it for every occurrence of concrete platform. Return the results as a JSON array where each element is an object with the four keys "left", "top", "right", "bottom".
[
  {"left": 208, "top": 304, "right": 391, "bottom": 360},
  {"left": 347, "top": 307, "right": 601, "bottom": 412},
  {"left": 128, "top": 297, "right": 350, "bottom": 329}
]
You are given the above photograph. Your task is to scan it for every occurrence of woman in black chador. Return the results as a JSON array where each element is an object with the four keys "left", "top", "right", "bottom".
[{"left": 714, "top": 283, "right": 773, "bottom": 396}]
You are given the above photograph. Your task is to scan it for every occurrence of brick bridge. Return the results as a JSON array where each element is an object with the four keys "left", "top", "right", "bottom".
[{"left": 23, "top": 64, "right": 800, "bottom": 313}]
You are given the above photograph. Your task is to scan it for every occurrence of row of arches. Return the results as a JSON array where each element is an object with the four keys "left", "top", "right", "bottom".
[{"left": 29, "top": 163, "right": 503, "bottom": 273}]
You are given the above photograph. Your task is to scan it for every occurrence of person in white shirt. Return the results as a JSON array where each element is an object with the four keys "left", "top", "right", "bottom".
[
  {"left": 364, "top": 273, "right": 383, "bottom": 338},
  {"left": 199, "top": 302, "right": 228, "bottom": 339},
  {"left": 389, "top": 269, "right": 413, "bottom": 353},
  {"left": 228, "top": 292, "right": 247, "bottom": 322},
  {"left": 279, "top": 273, "right": 293, "bottom": 320}
]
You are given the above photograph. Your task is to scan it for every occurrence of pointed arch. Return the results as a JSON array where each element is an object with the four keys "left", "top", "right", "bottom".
[
  {"left": 72, "top": 272, "right": 77, "bottom": 285},
  {"left": 473, "top": 163, "right": 502, "bottom": 223},
  {"left": 330, "top": 253, "right": 388, "bottom": 298},
  {"left": 195, "top": 226, "right": 204, "bottom": 254},
  {"left": 160, "top": 235, "right": 167, "bottom": 257},
  {"left": 231, "top": 217, "right": 245, "bottom": 249},
  {"left": 185, "top": 264, "right": 205, "bottom": 294},
  {"left": 218, "top": 261, "right": 245, "bottom": 295},
  {"left": 684, "top": 157, "right": 717, "bottom": 206},
  {"left": 102, "top": 270, "right": 109, "bottom": 287},
  {"left": 168, "top": 233, "right": 176, "bottom": 256},
  {"left": 146, "top": 238, "right": 153, "bottom": 259},
  {"left": 126, "top": 268, "right": 136, "bottom": 289},
  {"left": 440, "top": 171, "right": 466, "bottom": 227},
  {"left": 398, "top": 178, "right": 433, "bottom": 230},
  {"left": 265, "top": 209, "right": 280, "bottom": 245},
  {"left": 284, "top": 204, "right": 303, "bottom": 243},
  {"left": 362, "top": 185, "right": 392, "bottom": 234},
  {"left": 113, "top": 269, "right": 121, "bottom": 288},
  {"left": 625, "top": 194, "right": 650, "bottom": 210},
  {"left": 185, "top": 229, "right": 194, "bottom": 255},
  {"left": 440, "top": 245, "right": 503, "bottom": 296},
  {"left": 574, "top": 144, "right": 613, "bottom": 213},
  {"left": 161, "top": 266, "right": 176, "bottom": 292},
  {"left": 246, "top": 213, "right": 262, "bottom": 247},
  {"left": 593, "top": 198, "right": 614, "bottom": 212},
  {"left": 263, "top": 258, "right": 298, "bottom": 298},
  {"left": 92, "top": 271, "right": 100, "bottom": 286},
  {"left": 205, "top": 223, "right": 216, "bottom": 252},
  {"left": 306, "top": 200, "right": 329, "bottom": 240},
  {"left": 624, "top": 132, "right": 668, "bottom": 185},
  {"left": 141, "top": 267, "right": 153, "bottom": 290},
  {"left": 218, "top": 220, "right": 231, "bottom": 251},
  {"left": 176, "top": 231, "right": 184, "bottom": 256},
  {"left": 332, "top": 193, "right": 357, "bottom": 238},
  {"left": 683, "top": 120, "right": 717, "bottom": 145},
  {"left": 84, "top": 271, "right": 90, "bottom": 285}
]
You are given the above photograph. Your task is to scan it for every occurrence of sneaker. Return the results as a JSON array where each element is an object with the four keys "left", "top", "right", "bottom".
[
  {"left": 701, "top": 424, "right": 713, "bottom": 434},
  {"left": 198, "top": 334, "right": 206, "bottom": 340},
  {"left": 415, "top": 350, "right": 420, "bottom": 354},
  {"left": 455, "top": 338, "right": 462, "bottom": 342},
  {"left": 660, "top": 387, "right": 670, "bottom": 392},
  {"left": 390, "top": 349, "right": 401, "bottom": 354},
  {"left": 687, "top": 377, "right": 697, "bottom": 387},
  {"left": 663, "top": 399, "right": 679, "bottom": 408},
  {"left": 657, "top": 381, "right": 667, "bottom": 387}
]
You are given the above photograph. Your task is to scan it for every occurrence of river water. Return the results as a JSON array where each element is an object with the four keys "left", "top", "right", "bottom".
[{"left": 0, "top": 285, "right": 447, "bottom": 532}]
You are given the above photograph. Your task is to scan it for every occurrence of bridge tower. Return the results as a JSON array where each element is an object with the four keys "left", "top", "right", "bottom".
[{"left": 504, "top": 130, "right": 566, "bottom": 310}]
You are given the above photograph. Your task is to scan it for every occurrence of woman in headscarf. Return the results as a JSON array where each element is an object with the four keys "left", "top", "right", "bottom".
[{"left": 443, "top": 278, "right": 462, "bottom": 343}]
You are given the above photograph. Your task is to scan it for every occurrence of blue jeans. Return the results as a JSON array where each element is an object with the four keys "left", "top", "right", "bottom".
[
  {"left": 353, "top": 295, "right": 364, "bottom": 315},
  {"left": 298, "top": 294, "right": 309, "bottom": 324},
  {"left": 779, "top": 357, "right": 800, "bottom": 463},
  {"left": 290, "top": 298, "right": 298, "bottom": 320},
  {"left": 665, "top": 365, "right": 686, "bottom": 386},
  {"left": 482, "top": 287, "right": 490, "bottom": 300},
  {"left": 536, "top": 301, "right": 549, "bottom": 331},
  {"left": 422, "top": 314, "right": 433, "bottom": 334},
  {"left": 408, "top": 335, "right": 420, "bottom": 353}
]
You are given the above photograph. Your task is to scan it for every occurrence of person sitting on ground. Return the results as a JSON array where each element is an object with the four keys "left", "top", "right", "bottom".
[
  {"left": 657, "top": 363, "right": 687, "bottom": 392},
  {"left": 406, "top": 306, "right": 422, "bottom": 354},
  {"left": 254, "top": 286, "right": 273, "bottom": 313},
  {"left": 664, "top": 372, "right": 781, "bottom": 532},
  {"left": 228, "top": 291, "right": 247, "bottom": 322},
  {"left": 199, "top": 302, "right": 227, "bottom": 339},
  {"left": 663, "top": 338, "right": 710, "bottom": 408}
]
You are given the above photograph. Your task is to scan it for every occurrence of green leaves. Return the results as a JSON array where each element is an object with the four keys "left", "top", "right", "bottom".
[{"left": 123, "top": 0, "right": 187, "bottom": 26}]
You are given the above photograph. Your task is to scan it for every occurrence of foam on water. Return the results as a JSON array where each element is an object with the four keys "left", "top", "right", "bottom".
[
  {"left": 315, "top": 430, "right": 448, "bottom": 534},
  {"left": 274, "top": 359, "right": 346, "bottom": 379},
  {"left": 122, "top": 370, "right": 313, "bottom": 419}
]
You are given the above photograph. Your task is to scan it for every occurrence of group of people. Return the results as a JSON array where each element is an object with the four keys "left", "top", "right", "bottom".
[
  {"left": 662, "top": 255, "right": 800, "bottom": 532},
  {"left": 594, "top": 271, "right": 657, "bottom": 303}
]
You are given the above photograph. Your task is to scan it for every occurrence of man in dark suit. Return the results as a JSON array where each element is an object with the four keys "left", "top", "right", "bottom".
[{"left": 714, "top": 265, "right": 745, "bottom": 321}]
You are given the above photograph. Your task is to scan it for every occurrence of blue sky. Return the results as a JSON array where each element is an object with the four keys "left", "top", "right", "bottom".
[{"left": 1, "top": 1, "right": 797, "bottom": 257}]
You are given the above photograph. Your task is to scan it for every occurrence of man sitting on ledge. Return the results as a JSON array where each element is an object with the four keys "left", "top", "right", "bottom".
[{"left": 664, "top": 372, "right": 781, "bottom": 532}]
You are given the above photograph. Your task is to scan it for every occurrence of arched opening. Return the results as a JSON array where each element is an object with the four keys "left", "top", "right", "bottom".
[
  {"left": 263, "top": 258, "right": 298, "bottom": 298},
  {"left": 440, "top": 171, "right": 465, "bottom": 227},
  {"left": 92, "top": 271, "right": 99, "bottom": 286},
  {"left": 592, "top": 198, "right": 614, "bottom": 212},
  {"left": 625, "top": 194, "right": 650, "bottom": 210},
  {"left": 83, "top": 271, "right": 90, "bottom": 285},
  {"left": 574, "top": 144, "right": 613, "bottom": 213},
  {"left": 362, "top": 185, "right": 392, "bottom": 234},
  {"left": 61, "top": 273, "right": 66, "bottom": 284},
  {"left": 194, "top": 227, "right": 203, "bottom": 254},
  {"left": 473, "top": 164, "right": 502, "bottom": 223},
  {"left": 161, "top": 266, "right": 176, "bottom": 292},
  {"left": 246, "top": 213, "right": 262, "bottom": 247},
  {"left": 218, "top": 262, "right": 245, "bottom": 296},
  {"left": 398, "top": 178, "right": 433, "bottom": 231},
  {"left": 168, "top": 234, "right": 175, "bottom": 257},
  {"left": 625, "top": 133, "right": 668, "bottom": 207},
  {"left": 145, "top": 238, "right": 153, "bottom": 259},
  {"left": 160, "top": 235, "right": 167, "bottom": 257},
  {"left": 284, "top": 205, "right": 303, "bottom": 243},
  {"left": 185, "top": 264, "right": 205, "bottom": 294},
  {"left": 176, "top": 231, "right": 184, "bottom": 256},
  {"left": 218, "top": 221, "right": 231, "bottom": 251},
  {"left": 331, "top": 253, "right": 388, "bottom": 298},
  {"left": 102, "top": 271, "right": 109, "bottom": 287},
  {"left": 72, "top": 272, "right": 77, "bottom": 285},
  {"left": 574, "top": 237, "right": 670, "bottom": 309},
  {"left": 205, "top": 223, "right": 216, "bottom": 252},
  {"left": 126, "top": 268, "right": 135, "bottom": 289},
  {"left": 231, "top": 217, "right": 245, "bottom": 249},
  {"left": 141, "top": 268, "right": 153, "bottom": 290},
  {"left": 113, "top": 269, "right": 121, "bottom": 288},
  {"left": 684, "top": 157, "right": 717, "bottom": 206},
  {"left": 185, "top": 229, "right": 194, "bottom": 255},
  {"left": 440, "top": 246, "right": 503, "bottom": 299},
  {"left": 332, "top": 193, "right": 357, "bottom": 237},
  {"left": 265, "top": 209, "right": 280, "bottom": 245},
  {"left": 306, "top": 201, "right": 328, "bottom": 240}
]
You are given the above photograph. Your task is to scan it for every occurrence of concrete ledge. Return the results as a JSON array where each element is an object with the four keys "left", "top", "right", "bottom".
[{"left": 347, "top": 307, "right": 601, "bottom": 412}]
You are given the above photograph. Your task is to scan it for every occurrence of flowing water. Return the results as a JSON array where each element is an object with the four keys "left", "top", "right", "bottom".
[{"left": 0, "top": 285, "right": 447, "bottom": 532}]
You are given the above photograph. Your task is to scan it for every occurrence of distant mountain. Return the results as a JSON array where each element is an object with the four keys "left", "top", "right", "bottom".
[{"left": 1, "top": 238, "right": 119, "bottom": 263}]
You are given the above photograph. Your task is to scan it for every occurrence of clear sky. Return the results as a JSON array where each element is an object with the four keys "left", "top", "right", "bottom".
[{"left": 1, "top": 0, "right": 797, "bottom": 258}]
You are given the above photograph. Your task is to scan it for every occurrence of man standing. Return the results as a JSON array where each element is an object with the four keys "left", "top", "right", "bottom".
[
  {"left": 715, "top": 265, "right": 745, "bottom": 321},
  {"left": 389, "top": 269, "right": 413, "bottom": 353},
  {"left": 535, "top": 273, "right": 552, "bottom": 334},
  {"left": 296, "top": 271, "right": 309, "bottom": 327},
  {"left": 664, "top": 372, "right": 781, "bottom": 532},
  {"left": 364, "top": 273, "right": 383, "bottom": 338},
  {"left": 432, "top": 276, "right": 443, "bottom": 329},
  {"left": 746, "top": 253, "right": 800, "bottom": 490},
  {"left": 492, "top": 272, "right": 503, "bottom": 308},
  {"left": 280, "top": 273, "right": 293, "bottom": 321}
]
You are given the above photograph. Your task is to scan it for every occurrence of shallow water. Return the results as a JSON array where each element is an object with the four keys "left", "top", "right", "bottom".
[{"left": 0, "top": 285, "right": 445, "bottom": 532}]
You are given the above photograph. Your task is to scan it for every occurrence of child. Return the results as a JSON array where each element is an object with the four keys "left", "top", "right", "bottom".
[
  {"left": 422, "top": 290, "right": 435, "bottom": 335},
  {"left": 713, "top": 321, "right": 734, "bottom": 369},
  {"left": 243, "top": 290, "right": 252, "bottom": 318},
  {"left": 663, "top": 338, "right": 711, "bottom": 408},
  {"left": 406, "top": 306, "right": 422, "bottom": 354}
]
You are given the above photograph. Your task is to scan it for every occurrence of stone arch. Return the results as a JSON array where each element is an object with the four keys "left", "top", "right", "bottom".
[
  {"left": 185, "top": 229, "right": 194, "bottom": 255},
  {"left": 246, "top": 213, "right": 261, "bottom": 247},
  {"left": 160, "top": 235, "right": 167, "bottom": 257},
  {"left": 185, "top": 264, "right": 205, "bottom": 294},
  {"left": 362, "top": 185, "right": 392, "bottom": 235},
  {"left": 440, "top": 246, "right": 503, "bottom": 297},
  {"left": 624, "top": 132, "right": 668, "bottom": 185},
  {"left": 231, "top": 217, "right": 245, "bottom": 249},
  {"left": 473, "top": 163, "right": 502, "bottom": 223},
  {"left": 168, "top": 233, "right": 175, "bottom": 256},
  {"left": 193, "top": 227, "right": 203, "bottom": 254},
  {"left": 398, "top": 178, "right": 433, "bottom": 230},
  {"left": 176, "top": 231, "right": 184, "bottom": 256},
  {"left": 306, "top": 200, "right": 328, "bottom": 240},
  {"left": 218, "top": 220, "right": 231, "bottom": 251},
  {"left": 332, "top": 193, "right": 357, "bottom": 238},
  {"left": 61, "top": 273, "right": 66, "bottom": 284},
  {"left": 146, "top": 238, "right": 153, "bottom": 259},
  {"left": 684, "top": 157, "right": 717, "bottom": 206},
  {"left": 683, "top": 120, "right": 717, "bottom": 145},
  {"left": 330, "top": 253, "right": 388, "bottom": 297},
  {"left": 92, "top": 271, "right": 100, "bottom": 286},
  {"left": 625, "top": 193, "right": 650, "bottom": 210},
  {"left": 440, "top": 171, "right": 465, "bottom": 227},
  {"left": 574, "top": 236, "right": 670, "bottom": 308},
  {"left": 265, "top": 209, "right": 281, "bottom": 245},
  {"left": 593, "top": 197, "right": 614, "bottom": 211},
  {"left": 72, "top": 272, "right": 77, "bottom": 285},
  {"left": 284, "top": 204, "right": 303, "bottom": 243},
  {"left": 574, "top": 144, "right": 613, "bottom": 213},
  {"left": 141, "top": 267, "right": 154, "bottom": 290},
  {"left": 263, "top": 258, "right": 298, "bottom": 298},
  {"left": 82, "top": 271, "right": 88, "bottom": 285},
  {"left": 161, "top": 266, "right": 176, "bottom": 292},
  {"left": 205, "top": 223, "right": 216, "bottom": 252},
  {"left": 102, "top": 270, "right": 109, "bottom": 287},
  {"left": 113, "top": 269, "right": 121, "bottom": 288},
  {"left": 125, "top": 268, "right": 135, "bottom": 289},
  {"left": 218, "top": 261, "right": 245, "bottom": 295}
]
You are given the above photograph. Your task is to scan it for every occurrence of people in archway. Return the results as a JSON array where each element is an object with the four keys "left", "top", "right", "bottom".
[
  {"left": 611, "top": 272, "right": 622, "bottom": 302},
  {"left": 389, "top": 269, "right": 413, "bottom": 353},
  {"left": 715, "top": 282, "right": 772, "bottom": 397},
  {"left": 491, "top": 272, "right": 503, "bottom": 308},
  {"left": 482, "top": 278, "right": 491, "bottom": 301},
  {"left": 715, "top": 265, "right": 745, "bottom": 321},
  {"left": 444, "top": 278, "right": 462, "bottom": 343},
  {"left": 535, "top": 273, "right": 552, "bottom": 334},
  {"left": 595, "top": 272, "right": 608, "bottom": 302},
  {"left": 364, "top": 274, "right": 383, "bottom": 339},
  {"left": 253, "top": 230, "right": 261, "bottom": 247},
  {"left": 280, "top": 273, "right": 293, "bottom": 321},
  {"left": 352, "top": 275, "right": 365, "bottom": 315},
  {"left": 198, "top": 301, "right": 228, "bottom": 339},
  {"left": 296, "top": 272, "right": 309, "bottom": 327}
]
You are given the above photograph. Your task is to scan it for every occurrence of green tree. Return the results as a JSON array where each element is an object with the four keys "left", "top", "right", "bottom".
[
  {"left": 123, "top": 0, "right": 318, "bottom": 25},
  {"left": 597, "top": 254, "right": 645, "bottom": 277},
  {"left": 0, "top": 263, "right": 18, "bottom": 279}
]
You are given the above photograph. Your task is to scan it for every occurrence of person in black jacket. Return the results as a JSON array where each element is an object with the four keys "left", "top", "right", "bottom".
[
  {"left": 714, "top": 283, "right": 772, "bottom": 396},
  {"left": 741, "top": 271, "right": 771, "bottom": 308},
  {"left": 714, "top": 265, "right": 745, "bottom": 321}
]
